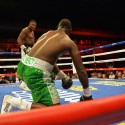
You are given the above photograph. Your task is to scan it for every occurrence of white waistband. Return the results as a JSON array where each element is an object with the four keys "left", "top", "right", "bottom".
[{"left": 21, "top": 55, "right": 54, "bottom": 72}]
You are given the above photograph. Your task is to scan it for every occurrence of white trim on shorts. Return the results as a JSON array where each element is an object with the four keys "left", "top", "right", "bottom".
[{"left": 21, "top": 55, "right": 54, "bottom": 72}]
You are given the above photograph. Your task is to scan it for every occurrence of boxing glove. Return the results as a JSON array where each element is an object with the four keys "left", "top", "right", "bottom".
[
  {"left": 21, "top": 45, "right": 26, "bottom": 49},
  {"left": 62, "top": 76, "right": 73, "bottom": 89},
  {"left": 21, "top": 45, "right": 31, "bottom": 54},
  {"left": 57, "top": 70, "right": 73, "bottom": 89}
]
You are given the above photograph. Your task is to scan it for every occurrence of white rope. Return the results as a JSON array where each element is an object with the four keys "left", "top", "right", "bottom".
[
  {"left": 0, "top": 65, "right": 17, "bottom": 68},
  {"left": 0, "top": 58, "right": 21, "bottom": 61},
  {"left": 0, "top": 49, "right": 125, "bottom": 61},
  {"left": 59, "top": 49, "right": 125, "bottom": 59},
  {"left": 1, "top": 58, "right": 125, "bottom": 68},
  {"left": 0, "top": 47, "right": 125, "bottom": 68},
  {"left": 83, "top": 58, "right": 125, "bottom": 64},
  {"left": 83, "top": 49, "right": 125, "bottom": 58},
  {"left": 57, "top": 63, "right": 72, "bottom": 66}
]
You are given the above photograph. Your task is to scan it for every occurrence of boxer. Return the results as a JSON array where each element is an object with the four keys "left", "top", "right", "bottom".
[
  {"left": 17, "top": 20, "right": 37, "bottom": 91},
  {"left": 1, "top": 19, "right": 93, "bottom": 114}
]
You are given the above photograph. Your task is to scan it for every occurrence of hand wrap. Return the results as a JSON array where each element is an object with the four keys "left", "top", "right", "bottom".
[
  {"left": 21, "top": 45, "right": 31, "bottom": 54},
  {"left": 57, "top": 71, "right": 73, "bottom": 89}
]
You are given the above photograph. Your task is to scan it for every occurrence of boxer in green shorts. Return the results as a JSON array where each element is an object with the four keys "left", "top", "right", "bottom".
[
  {"left": 1, "top": 18, "right": 93, "bottom": 114},
  {"left": 17, "top": 54, "right": 60, "bottom": 106}
]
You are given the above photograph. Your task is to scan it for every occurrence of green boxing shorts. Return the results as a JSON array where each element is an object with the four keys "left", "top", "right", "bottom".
[{"left": 17, "top": 55, "right": 60, "bottom": 106}]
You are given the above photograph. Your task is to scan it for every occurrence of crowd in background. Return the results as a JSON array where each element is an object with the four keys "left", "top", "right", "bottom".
[
  {"left": 0, "top": 35, "right": 125, "bottom": 84},
  {"left": 54, "top": 70, "right": 125, "bottom": 80},
  {"left": 0, "top": 70, "right": 125, "bottom": 84},
  {"left": 90, "top": 70, "right": 125, "bottom": 79}
]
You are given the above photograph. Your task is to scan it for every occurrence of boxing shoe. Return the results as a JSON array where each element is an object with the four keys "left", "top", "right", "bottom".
[
  {"left": 19, "top": 81, "right": 31, "bottom": 91},
  {"left": 80, "top": 95, "right": 93, "bottom": 101},
  {"left": 1, "top": 95, "right": 13, "bottom": 114}
]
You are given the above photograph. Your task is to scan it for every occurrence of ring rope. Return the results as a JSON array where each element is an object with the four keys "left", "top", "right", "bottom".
[
  {"left": 0, "top": 58, "right": 21, "bottom": 61},
  {"left": 81, "top": 41, "right": 125, "bottom": 53},
  {"left": 83, "top": 58, "right": 125, "bottom": 64},
  {"left": 0, "top": 94, "right": 125, "bottom": 125},
  {"left": 81, "top": 49, "right": 125, "bottom": 58},
  {"left": 0, "top": 52, "right": 20, "bottom": 55},
  {"left": 0, "top": 57, "right": 125, "bottom": 69},
  {"left": 0, "top": 41, "right": 125, "bottom": 72},
  {"left": 0, "top": 49, "right": 125, "bottom": 61},
  {"left": 1, "top": 67, "right": 125, "bottom": 76},
  {"left": 58, "top": 49, "right": 125, "bottom": 59},
  {"left": 0, "top": 41, "right": 125, "bottom": 55}
]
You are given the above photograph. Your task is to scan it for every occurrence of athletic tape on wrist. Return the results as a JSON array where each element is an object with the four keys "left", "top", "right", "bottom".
[{"left": 57, "top": 70, "right": 67, "bottom": 79}]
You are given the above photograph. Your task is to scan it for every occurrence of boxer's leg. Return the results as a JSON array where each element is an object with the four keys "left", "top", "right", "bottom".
[
  {"left": 19, "top": 81, "right": 31, "bottom": 91},
  {"left": 1, "top": 95, "right": 32, "bottom": 114},
  {"left": 24, "top": 67, "right": 60, "bottom": 106},
  {"left": 19, "top": 46, "right": 31, "bottom": 91}
]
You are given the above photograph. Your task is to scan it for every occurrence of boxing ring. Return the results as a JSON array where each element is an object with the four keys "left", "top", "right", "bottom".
[{"left": 0, "top": 41, "right": 125, "bottom": 125}]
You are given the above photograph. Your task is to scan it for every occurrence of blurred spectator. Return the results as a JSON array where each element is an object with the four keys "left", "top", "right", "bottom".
[
  {"left": 97, "top": 72, "right": 102, "bottom": 78},
  {"left": 91, "top": 72, "right": 97, "bottom": 78},
  {"left": 109, "top": 71, "right": 115, "bottom": 79},
  {"left": 79, "top": 40, "right": 84, "bottom": 45},
  {"left": 0, "top": 75, "right": 10, "bottom": 84},
  {"left": 117, "top": 71, "right": 123, "bottom": 79},
  {"left": 122, "top": 70, "right": 125, "bottom": 79},
  {"left": 102, "top": 73, "right": 108, "bottom": 79},
  {"left": 115, "top": 70, "right": 119, "bottom": 79}
]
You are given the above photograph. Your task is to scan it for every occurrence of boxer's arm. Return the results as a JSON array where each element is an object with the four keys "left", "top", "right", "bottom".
[
  {"left": 53, "top": 64, "right": 69, "bottom": 78},
  {"left": 17, "top": 29, "right": 27, "bottom": 47},
  {"left": 52, "top": 64, "right": 60, "bottom": 74},
  {"left": 69, "top": 40, "right": 92, "bottom": 100},
  {"left": 52, "top": 64, "right": 66, "bottom": 77},
  {"left": 53, "top": 64, "right": 72, "bottom": 89},
  {"left": 69, "top": 41, "right": 89, "bottom": 88}
]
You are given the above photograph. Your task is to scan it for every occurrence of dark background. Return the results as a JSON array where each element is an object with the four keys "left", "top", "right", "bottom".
[
  {"left": 0, "top": 0, "right": 125, "bottom": 38},
  {"left": 0, "top": 0, "right": 125, "bottom": 77}
]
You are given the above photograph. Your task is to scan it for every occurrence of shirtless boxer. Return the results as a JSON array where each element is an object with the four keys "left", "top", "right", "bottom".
[
  {"left": 1, "top": 19, "right": 93, "bottom": 114},
  {"left": 17, "top": 20, "right": 37, "bottom": 91}
]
